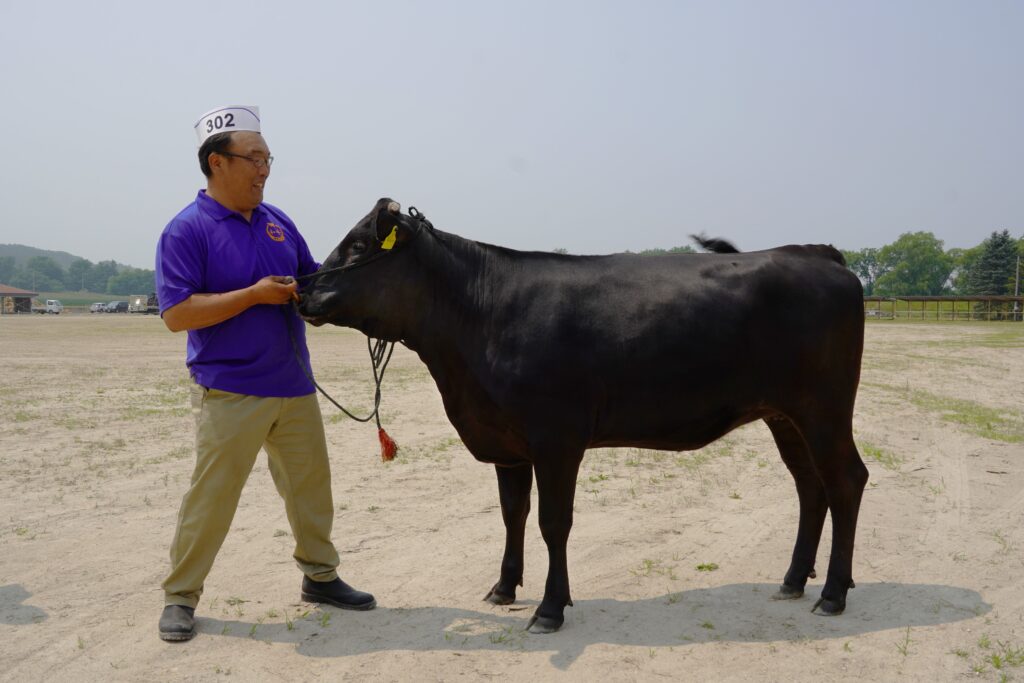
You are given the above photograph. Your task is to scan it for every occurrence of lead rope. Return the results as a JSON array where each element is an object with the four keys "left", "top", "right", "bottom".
[{"left": 283, "top": 305, "right": 399, "bottom": 461}]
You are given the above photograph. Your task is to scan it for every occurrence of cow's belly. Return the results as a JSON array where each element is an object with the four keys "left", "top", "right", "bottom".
[{"left": 589, "top": 404, "right": 775, "bottom": 451}]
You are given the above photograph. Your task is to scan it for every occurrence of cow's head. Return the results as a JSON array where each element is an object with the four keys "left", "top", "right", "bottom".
[{"left": 298, "top": 197, "right": 425, "bottom": 338}]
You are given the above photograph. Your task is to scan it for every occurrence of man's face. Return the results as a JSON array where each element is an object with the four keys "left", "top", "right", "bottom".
[{"left": 214, "top": 131, "right": 271, "bottom": 211}]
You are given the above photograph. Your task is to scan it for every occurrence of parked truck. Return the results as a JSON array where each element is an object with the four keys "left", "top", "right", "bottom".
[
  {"left": 32, "top": 299, "right": 64, "bottom": 314},
  {"left": 129, "top": 293, "right": 159, "bottom": 314}
]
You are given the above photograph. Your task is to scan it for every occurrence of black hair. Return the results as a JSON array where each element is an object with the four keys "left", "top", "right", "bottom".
[{"left": 198, "top": 131, "right": 235, "bottom": 178}]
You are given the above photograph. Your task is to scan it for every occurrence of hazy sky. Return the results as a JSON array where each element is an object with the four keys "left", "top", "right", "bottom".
[{"left": 1, "top": 1, "right": 1020, "bottom": 269}]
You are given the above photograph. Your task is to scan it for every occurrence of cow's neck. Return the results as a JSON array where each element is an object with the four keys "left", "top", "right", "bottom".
[{"left": 400, "top": 229, "right": 512, "bottom": 385}]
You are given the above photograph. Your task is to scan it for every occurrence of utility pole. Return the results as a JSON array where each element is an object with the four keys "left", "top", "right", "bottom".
[{"left": 1016, "top": 254, "right": 1021, "bottom": 322}]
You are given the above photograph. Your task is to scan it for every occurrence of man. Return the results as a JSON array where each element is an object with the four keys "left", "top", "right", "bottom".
[{"left": 155, "top": 105, "right": 374, "bottom": 642}]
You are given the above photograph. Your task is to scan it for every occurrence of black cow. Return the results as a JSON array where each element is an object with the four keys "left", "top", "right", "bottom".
[{"left": 299, "top": 198, "right": 868, "bottom": 633}]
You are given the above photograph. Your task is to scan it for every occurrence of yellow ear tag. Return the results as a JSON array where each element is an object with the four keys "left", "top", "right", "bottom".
[{"left": 381, "top": 226, "right": 398, "bottom": 250}]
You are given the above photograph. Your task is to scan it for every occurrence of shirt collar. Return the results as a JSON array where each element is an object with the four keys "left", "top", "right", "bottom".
[{"left": 196, "top": 189, "right": 264, "bottom": 224}]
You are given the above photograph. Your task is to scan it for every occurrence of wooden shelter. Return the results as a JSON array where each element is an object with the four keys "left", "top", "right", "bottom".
[{"left": 0, "top": 284, "right": 38, "bottom": 314}]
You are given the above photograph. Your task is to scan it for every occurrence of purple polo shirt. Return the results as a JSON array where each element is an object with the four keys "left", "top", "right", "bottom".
[{"left": 155, "top": 190, "right": 320, "bottom": 397}]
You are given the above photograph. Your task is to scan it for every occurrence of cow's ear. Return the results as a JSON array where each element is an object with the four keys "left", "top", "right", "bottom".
[{"left": 374, "top": 199, "right": 411, "bottom": 250}]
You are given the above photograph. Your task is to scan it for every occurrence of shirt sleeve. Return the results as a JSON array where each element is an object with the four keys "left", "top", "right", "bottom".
[{"left": 155, "top": 221, "right": 205, "bottom": 315}]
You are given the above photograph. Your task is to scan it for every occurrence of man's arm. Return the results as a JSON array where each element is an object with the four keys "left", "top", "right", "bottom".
[{"left": 162, "top": 275, "right": 298, "bottom": 332}]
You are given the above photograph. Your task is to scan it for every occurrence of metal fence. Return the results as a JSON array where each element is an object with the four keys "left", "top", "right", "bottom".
[{"left": 863, "top": 296, "right": 1024, "bottom": 321}]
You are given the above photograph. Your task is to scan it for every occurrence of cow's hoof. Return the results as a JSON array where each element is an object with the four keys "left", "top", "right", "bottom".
[
  {"left": 811, "top": 597, "right": 845, "bottom": 616},
  {"left": 771, "top": 584, "right": 804, "bottom": 600},
  {"left": 526, "top": 614, "right": 563, "bottom": 634},
  {"left": 483, "top": 587, "right": 515, "bottom": 606}
]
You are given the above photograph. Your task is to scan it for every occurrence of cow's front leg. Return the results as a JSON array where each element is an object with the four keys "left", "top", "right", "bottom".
[
  {"left": 528, "top": 454, "right": 583, "bottom": 634},
  {"left": 484, "top": 463, "right": 533, "bottom": 605}
]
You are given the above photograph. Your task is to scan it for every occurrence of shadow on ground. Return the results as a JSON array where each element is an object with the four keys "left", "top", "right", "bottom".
[
  {"left": 0, "top": 584, "right": 48, "bottom": 626},
  {"left": 194, "top": 581, "right": 988, "bottom": 669}
]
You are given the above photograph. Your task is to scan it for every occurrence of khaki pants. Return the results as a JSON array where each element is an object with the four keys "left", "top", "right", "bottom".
[{"left": 163, "top": 383, "right": 340, "bottom": 608}]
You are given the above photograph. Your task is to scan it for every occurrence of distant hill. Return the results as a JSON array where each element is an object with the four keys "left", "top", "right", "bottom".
[{"left": 0, "top": 244, "right": 129, "bottom": 271}]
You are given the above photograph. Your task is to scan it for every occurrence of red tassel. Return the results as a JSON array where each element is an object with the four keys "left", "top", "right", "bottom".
[{"left": 378, "top": 427, "right": 398, "bottom": 462}]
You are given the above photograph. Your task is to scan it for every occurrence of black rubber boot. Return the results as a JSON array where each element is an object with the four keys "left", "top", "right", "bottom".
[
  {"left": 301, "top": 577, "right": 376, "bottom": 611},
  {"left": 158, "top": 605, "right": 196, "bottom": 642}
]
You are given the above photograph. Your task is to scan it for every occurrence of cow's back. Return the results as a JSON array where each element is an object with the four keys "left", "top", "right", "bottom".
[{"left": 471, "top": 245, "right": 863, "bottom": 451}]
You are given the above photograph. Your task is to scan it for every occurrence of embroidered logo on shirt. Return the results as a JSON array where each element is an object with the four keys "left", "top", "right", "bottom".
[{"left": 266, "top": 222, "right": 286, "bottom": 242}]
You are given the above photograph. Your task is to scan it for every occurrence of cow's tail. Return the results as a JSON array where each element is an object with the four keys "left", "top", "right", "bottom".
[{"left": 690, "top": 233, "right": 740, "bottom": 254}]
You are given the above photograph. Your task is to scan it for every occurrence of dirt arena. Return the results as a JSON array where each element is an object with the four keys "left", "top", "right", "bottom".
[{"left": 1, "top": 315, "right": 1022, "bottom": 682}]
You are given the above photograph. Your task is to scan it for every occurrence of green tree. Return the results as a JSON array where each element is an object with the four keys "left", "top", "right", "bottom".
[
  {"left": 947, "top": 245, "right": 983, "bottom": 294},
  {"left": 106, "top": 268, "right": 155, "bottom": 295},
  {"left": 0, "top": 256, "right": 15, "bottom": 284},
  {"left": 842, "top": 247, "right": 884, "bottom": 296},
  {"left": 13, "top": 256, "right": 65, "bottom": 291},
  {"left": 874, "top": 232, "right": 953, "bottom": 296},
  {"left": 966, "top": 230, "right": 1018, "bottom": 295},
  {"left": 88, "top": 260, "right": 119, "bottom": 293},
  {"left": 26, "top": 256, "right": 65, "bottom": 287},
  {"left": 65, "top": 258, "right": 94, "bottom": 291}
]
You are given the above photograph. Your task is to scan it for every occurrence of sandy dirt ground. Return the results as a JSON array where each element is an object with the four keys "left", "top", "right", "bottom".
[{"left": 1, "top": 315, "right": 1022, "bottom": 682}]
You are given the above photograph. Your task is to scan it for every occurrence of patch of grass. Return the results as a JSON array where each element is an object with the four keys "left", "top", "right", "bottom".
[
  {"left": 956, "top": 638, "right": 1024, "bottom": 679},
  {"left": 488, "top": 625, "right": 525, "bottom": 646},
  {"left": 630, "top": 558, "right": 678, "bottom": 580},
  {"left": 922, "top": 326, "right": 1024, "bottom": 350},
  {"left": 895, "top": 626, "right": 912, "bottom": 656},
  {"left": 912, "top": 391, "right": 1024, "bottom": 443},
  {"left": 867, "top": 382, "right": 1024, "bottom": 443},
  {"left": 992, "top": 530, "right": 1013, "bottom": 555},
  {"left": 859, "top": 443, "right": 902, "bottom": 471}
]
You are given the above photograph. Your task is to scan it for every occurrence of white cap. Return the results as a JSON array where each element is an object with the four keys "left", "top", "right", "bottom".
[{"left": 194, "top": 105, "right": 260, "bottom": 146}]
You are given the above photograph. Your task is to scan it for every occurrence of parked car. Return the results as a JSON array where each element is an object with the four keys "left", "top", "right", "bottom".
[
  {"left": 106, "top": 301, "right": 128, "bottom": 313},
  {"left": 90, "top": 302, "right": 107, "bottom": 313}
]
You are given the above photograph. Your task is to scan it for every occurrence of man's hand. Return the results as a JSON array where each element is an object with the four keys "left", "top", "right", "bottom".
[
  {"left": 162, "top": 275, "right": 300, "bottom": 332},
  {"left": 250, "top": 275, "right": 300, "bottom": 305}
]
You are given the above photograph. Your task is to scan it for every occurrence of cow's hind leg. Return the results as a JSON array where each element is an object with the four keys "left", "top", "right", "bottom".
[
  {"left": 527, "top": 453, "right": 583, "bottom": 634},
  {"left": 765, "top": 416, "right": 826, "bottom": 601},
  {"left": 484, "top": 463, "right": 533, "bottom": 605},
  {"left": 794, "top": 417, "right": 869, "bottom": 616}
]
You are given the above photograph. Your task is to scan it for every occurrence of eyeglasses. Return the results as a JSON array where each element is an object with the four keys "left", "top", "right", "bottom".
[{"left": 219, "top": 151, "right": 274, "bottom": 169}]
